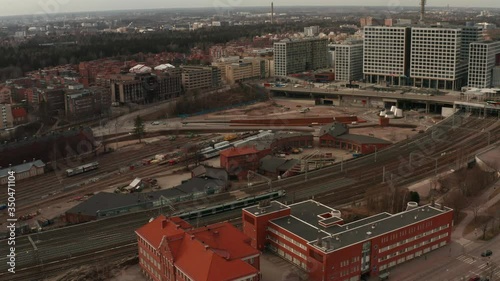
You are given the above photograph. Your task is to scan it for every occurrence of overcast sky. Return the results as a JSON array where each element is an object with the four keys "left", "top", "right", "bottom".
[{"left": 1, "top": 0, "right": 499, "bottom": 17}]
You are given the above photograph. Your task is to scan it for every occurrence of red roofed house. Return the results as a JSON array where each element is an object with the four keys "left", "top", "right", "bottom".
[
  {"left": 136, "top": 215, "right": 261, "bottom": 281},
  {"left": 220, "top": 146, "right": 270, "bottom": 180}
]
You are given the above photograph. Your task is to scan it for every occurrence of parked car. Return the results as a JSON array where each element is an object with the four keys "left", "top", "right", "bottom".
[
  {"left": 151, "top": 121, "right": 160, "bottom": 125},
  {"left": 481, "top": 250, "right": 493, "bottom": 257}
]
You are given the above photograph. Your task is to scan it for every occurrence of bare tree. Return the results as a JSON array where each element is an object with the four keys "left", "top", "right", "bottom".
[
  {"left": 443, "top": 190, "right": 468, "bottom": 221},
  {"left": 469, "top": 201, "right": 481, "bottom": 223}
]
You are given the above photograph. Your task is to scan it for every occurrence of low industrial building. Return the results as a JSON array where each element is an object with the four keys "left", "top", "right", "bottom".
[
  {"left": 64, "top": 177, "right": 226, "bottom": 224},
  {"left": 258, "top": 155, "right": 300, "bottom": 178},
  {"left": 319, "top": 123, "right": 391, "bottom": 154},
  {"left": 0, "top": 160, "right": 45, "bottom": 185},
  {"left": 136, "top": 215, "right": 261, "bottom": 281},
  {"left": 220, "top": 132, "right": 314, "bottom": 179},
  {"left": 242, "top": 200, "right": 453, "bottom": 281}
]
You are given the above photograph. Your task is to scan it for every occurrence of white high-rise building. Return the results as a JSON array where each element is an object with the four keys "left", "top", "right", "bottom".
[
  {"left": 334, "top": 40, "right": 363, "bottom": 82},
  {"left": 274, "top": 38, "right": 328, "bottom": 77},
  {"left": 468, "top": 41, "right": 500, "bottom": 88},
  {"left": 363, "top": 26, "right": 411, "bottom": 86},
  {"left": 304, "top": 26, "right": 320, "bottom": 37},
  {"left": 410, "top": 27, "right": 466, "bottom": 90}
]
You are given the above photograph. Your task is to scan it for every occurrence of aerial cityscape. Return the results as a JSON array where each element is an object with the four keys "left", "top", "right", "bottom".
[{"left": 1, "top": 1, "right": 500, "bottom": 281}]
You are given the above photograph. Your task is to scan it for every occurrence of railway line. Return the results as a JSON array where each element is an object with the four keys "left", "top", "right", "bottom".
[
  {"left": 0, "top": 135, "right": 215, "bottom": 218},
  {"left": 0, "top": 113, "right": 498, "bottom": 280}
]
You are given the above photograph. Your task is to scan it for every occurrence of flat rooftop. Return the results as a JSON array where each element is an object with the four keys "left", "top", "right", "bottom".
[
  {"left": 244, "top": 201, "right": 290, "bottom": 217},
  {"left": 268, "top": 200, "right": 452, "bottom": 252}
]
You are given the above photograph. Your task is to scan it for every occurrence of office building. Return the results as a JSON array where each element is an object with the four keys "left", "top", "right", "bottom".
[
  {"left": 181, "top": 66, "right": 222, "bottom": 91},
  {"left": 468, "top": 41, "right": 500, "bottom": 88},
  {"left": 136, "top": 215, "right": 260, "bottom": 281},
  {"left": 333, "top": 40, "right": 363, "bottom": 82},
  {"left": 363, "top": 26, "right": 411, "bottom": 86},
  {"left": 410, "top": 27, "right": 466, "bottom": 90},
  {"left": 242, "top": 200, "right": 453, "bottom": 281},
  {"left": 274, "top": 38, "right": 328, "bottom": 77},
  {"left": 110, "top": 70, "right": 182, "bottom": 104}
]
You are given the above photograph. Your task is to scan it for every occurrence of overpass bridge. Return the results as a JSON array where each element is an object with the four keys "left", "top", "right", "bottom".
[{"left": 269, "top": 86, "right": 497, "bottom": 115}]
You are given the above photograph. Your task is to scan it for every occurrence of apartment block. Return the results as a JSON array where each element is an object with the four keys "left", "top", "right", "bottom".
[
  {"left": 468, "top": 41, "right": 500, "bottom": 88},
  {"left": 0, "top": 103, "right": 13, "bottom": 129},
  {"left": 64, "top": 87, "right": 111, "bottom": 119},
  {"left": 181, "top": 66, "right": 222, "bottom": 91},
  {"left": 243, "top": 200, "right": 453, "bottom": 281},
  {"left": 333, "top": 40, "right": 363, "bottom": 82},
  {"left": 212, "top": 57, "right": 274, "bottom": 85},
  {"left": 136, "top": 215, "right": 260, "bottom": 281},
  {"left": 363, "top": 26, "right": 411, "bottom": 86},
  {"left": 274, "top": 38, "right": 329, "bottom": 77},
  {"left": 304, "top": 26, "right": 320, "bottom": 37},
  {"left": 110, "top": 70, "right": 182, "bottom": 104}
]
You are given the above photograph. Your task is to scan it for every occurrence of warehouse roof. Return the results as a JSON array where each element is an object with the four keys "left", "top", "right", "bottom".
[
  {"left": 0, "top": 160, "right": 45, "bottom": 178},
  {"left": 220, "top": 146, "right": 261, "bottom": 157},
  {"left": 320, "top": 123, "right": 349, "bottom": 137},
  {"left": 175, "top": 178, "right": 225, "bottom": 194},
  {"left": 259, "top": 155, "right": 288, "bottom": 173},
  {"left": 337, "top": 134, "right": 392, "bottom": 144},
  {"left": 65, "top": 192, "right": 147, "bottom": 217}
]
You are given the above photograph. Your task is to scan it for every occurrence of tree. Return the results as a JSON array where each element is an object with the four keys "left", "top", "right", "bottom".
[
  {"left": 133, "top": 115, "right": 145, "bottom": 143},
  {"left": 443, "top": 190, "right": 468, "bottom": 221},
  {"left": 469, "top": 201, "right": 481, "bottom": 223},
  {"left": 409, "top": 191, "right": 420, "bottom": 204}
]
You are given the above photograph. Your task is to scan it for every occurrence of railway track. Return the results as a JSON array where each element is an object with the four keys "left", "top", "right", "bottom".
[
  {"left": 0, "top": 135, "right": 215, "bottom": 218},
  {"left": 0, "top": 113, "right": 498, "bottom": 280}
]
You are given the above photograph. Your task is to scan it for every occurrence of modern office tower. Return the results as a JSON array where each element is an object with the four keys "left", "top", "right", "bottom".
[
  {"left": 468, "top": 41, "right": 500, "bottom": 88},
  {"left": 410, "top": 27, "right": 468, "bottom": 90},
  {"left": 334, "top": 40, "right": 364, "bottom": 82},
  {"left": 274, "top": 38, "right": 329, "bottom": 77},
  {"left": 363, "top": 26, "right": 411, "bottom": 86}
]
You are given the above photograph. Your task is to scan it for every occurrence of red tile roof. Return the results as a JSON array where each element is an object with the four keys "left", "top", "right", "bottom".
[
  {"left": 135, "top": 215, "right": 192, "bottom": 248},
  {"left": 175, "top": 234, "right": 258, "bottom": 281},
  {"left": 12, "top": 108, "right": 27, "bottom": 119},
  {"left": 189, "top": 222, "right": 259, "bottom": 260},
  {"left": 220, "top": 146, "right": 260, "bottom": 157},
  {"left": 137, "top": 216, "right": 259, "bottom": 281}
]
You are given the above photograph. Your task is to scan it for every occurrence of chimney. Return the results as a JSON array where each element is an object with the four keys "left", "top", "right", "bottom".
[
  {"left": 204, "top": 245, "right": 209, "bottom": 251},
  {"left": 431, "top": 198, "right": 435, "bottom": 207},
  {"left": 213, "top": 230, "right": 219, "bottom": 236},
  {"left": 316, "top": 231, "right": 323, "bottom": 246},
  {"left": 287, "top": 218, "right": 291, "bottom": 224},
  {"left": 161, "top": 219, "right": 168, "bottom": 229}
]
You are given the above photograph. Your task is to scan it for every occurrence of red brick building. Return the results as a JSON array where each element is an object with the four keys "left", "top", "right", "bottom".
[
  {"left": 242, "top": 200, "right": 453, "bottom": 281},
  {"left": 220, "top": 146, "right": 269, "bottom": 180},
  {"left": 319, "top": 123, "right": 391, "bottom": 154},
  {"left": 136, "top": 215, "right": 261, "bottom": 281}
]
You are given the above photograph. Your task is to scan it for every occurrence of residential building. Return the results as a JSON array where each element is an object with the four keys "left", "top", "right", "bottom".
[
  {"left": 242, "top": 200, "right": 453, "bottom": 281},
  {"left": 468, "top": 41, "right": 500, "bottom": 88},
  {"left": 0, "top": 103, "right": 13, "bottom": 129},
  {"left": 304, "top": 26, "right": 320, "bottom": 37},
  {"left": 328, "top": 44, "right": 336, "bottom": 68},
  {"left": 494, "top": 66, "right": 500, "bottom": 87},
  {"left": 333, "top": 40, "right": 363, "bottom": 82},
  {"left": 0, "top": 160, "right": 45, "bottom": 185},
  {"left": 110, "top": 70, "right": 182, "bottom": 104},
  {"left": 213, "top": 57, "right": 274, "bottom": 85},
  {"left": 11, "top": 107, "right": 28, "bottom": 125},
  {"left": 181, "top": 66, "right": 222, "bottom": 91},
  {"left": 0, "top": 87, "right": 12, "bottom": 104},
  {"left": 274, "top": 38, "right": 329, "bottom": 77},
  {"left": 360, "top": 17, "right": 382, "bottom": 28},
  {"left": 40, "top": 88, "right": 66, "bottom": 114},
  {"left": 136, "top": 215, "right": 261, "bottom": 281},
  {"left": 363, "top": 26, "right": 411, "bottom": 86},
  {"left": 64, "top": 86, "right": 111, "bottom": 119}
]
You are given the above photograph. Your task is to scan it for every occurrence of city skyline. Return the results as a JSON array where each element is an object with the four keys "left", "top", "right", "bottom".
[{"left": 1, "top": 0, "right": 500, "bottom": 17}]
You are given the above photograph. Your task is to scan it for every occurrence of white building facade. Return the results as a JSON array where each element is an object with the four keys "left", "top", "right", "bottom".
[
  {"left": 334, "top": 41, "right": 363, "bottom": 82},
  {"left": 468, "top": 41, "right": 500, "bottom": 88}
]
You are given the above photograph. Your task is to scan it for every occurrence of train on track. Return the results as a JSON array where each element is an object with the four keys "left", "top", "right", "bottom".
[
  {"left": 176, "top": 189, "right": 286, "bottom": 220},
  {"left": 66, "top": 162, "right": 99, "bottom": 177}
]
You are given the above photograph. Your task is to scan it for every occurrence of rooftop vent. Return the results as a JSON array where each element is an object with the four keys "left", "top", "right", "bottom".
[{"left": 406, "top": 201, "right": 418, "bottom": 211}]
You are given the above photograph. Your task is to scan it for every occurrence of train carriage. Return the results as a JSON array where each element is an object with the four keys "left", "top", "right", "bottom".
[{"left": 66, "top": 162, "right": 99, "bottom": 177}]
